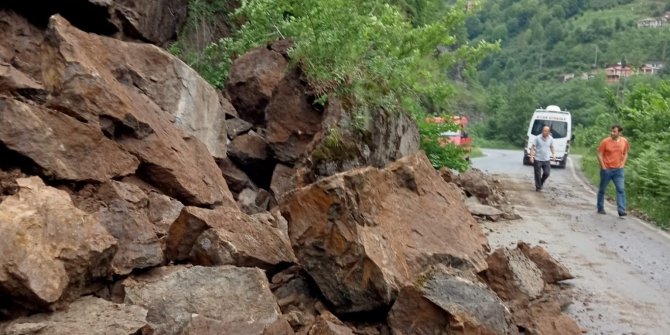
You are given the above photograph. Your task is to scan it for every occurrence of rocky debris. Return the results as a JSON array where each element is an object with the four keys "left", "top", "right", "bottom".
[
  {"left": 388, "top": 270, "right": 517, "bottom": 335},
  {"left": 123, "top": 265, "right": 288, "bottom": 334},
  {"left": 465, "top": 196, "right": 506, "bottom": 221},
  {"left": 281, "top": 152, "right": 489, "bottom": 313},
  {"left": 454, "top": 169, "right": 522, "bottom": 222},
  {"left": 518, "top": 242, "right": 574, "bottom": 284},
  {"left": 270, "top": 266, "right": 323, "bottom": 332},
  {"left": 481, "top": 244, "right": 579, "bottom": 335},
  {"left": 513, "top": 297, "right": 581, "bottom": 335},
  {"left": 0, "top": 296, "right": 148, "bottom": 335},
  {"left": 0, "top": 177, "right": 116, "bottom": 313},
  {"left": 166, "top": 206, "right": 295, "bottom": 269},
  {"left": 41, "top": 15, "right": 234, "bottom": 206}
]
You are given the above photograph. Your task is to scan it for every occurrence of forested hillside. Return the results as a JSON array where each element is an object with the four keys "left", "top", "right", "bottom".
[{"left": 469, "top": 0, "right": 670, "bottom": 85}]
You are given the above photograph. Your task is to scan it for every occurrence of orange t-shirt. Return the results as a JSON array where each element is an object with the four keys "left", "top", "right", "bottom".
[{"left": 598, "top": 137, "right": 629, "bottom": 169}]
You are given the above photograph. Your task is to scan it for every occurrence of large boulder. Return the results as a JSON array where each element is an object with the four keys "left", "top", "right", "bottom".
[
  {"left": 0, "top": 296, "right": 148, "bottom": 335},
  {"left": 166, "top": 206, "right": 295, "bottom": 269},
  {"left": 265, "top": 70, "right": 324, "bottom": 163},
  {"left": 0, "top": 177, "right": 117, "bottom": 312},
  {"left": 481, "top": 248, "right": 545, "bottom": 304},
  {"left": 123, "top": 265, "right": 288, "bottom": 334},
  {"left": 388, "top": 271, "right": 517, "bottom": 335},
  {"left": 0, "top": 98, "right": 139, "bottom": 182},
  {"left": 226, "top": 46, "right": 289, "bottom": 126},
  {"left": 42, "top": 15, "right": 233, "bottom": 206},
  {"left": 281, "top": 152, "right": 489, "bottom": 313}
]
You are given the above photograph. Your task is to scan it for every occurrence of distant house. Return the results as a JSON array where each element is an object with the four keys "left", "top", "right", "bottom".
[
  {"left": 637, "top": 17, "right": 666, "bottom": 28},
  {"left": 558, "top": 73, "right": 575, "bottom": 82},
  {"left": 640, "top": 61, "right": 665, "bottom": 75},
  {"left": 605, "top": 63, "right": 634, "bottom": 83}
]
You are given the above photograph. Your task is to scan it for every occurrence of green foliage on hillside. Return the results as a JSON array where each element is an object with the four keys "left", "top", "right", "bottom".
[
  {"left": 173, "top": 0, "right": 498, "bottom": 170},
  {"left": 469, "top": 0, "right": 670, "bottom": 86}
]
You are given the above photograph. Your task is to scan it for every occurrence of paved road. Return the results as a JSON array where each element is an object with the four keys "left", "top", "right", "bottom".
[{"left": 472, "top": 149, "right": 670, "bottom": 335}]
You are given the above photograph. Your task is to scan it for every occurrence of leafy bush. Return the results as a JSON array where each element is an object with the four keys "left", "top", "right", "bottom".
[{"left": 418, "top": 116, "right": 470, "bottom": 171}]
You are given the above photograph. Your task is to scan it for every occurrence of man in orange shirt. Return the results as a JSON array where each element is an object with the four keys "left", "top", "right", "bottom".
[{"left": 596, "top": 125, "right": 630, "bottom": 217}]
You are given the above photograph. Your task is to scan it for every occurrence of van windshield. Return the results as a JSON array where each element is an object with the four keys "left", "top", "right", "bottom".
[{"left": 531, "top": 120, "right": 568, "bottom": 138}]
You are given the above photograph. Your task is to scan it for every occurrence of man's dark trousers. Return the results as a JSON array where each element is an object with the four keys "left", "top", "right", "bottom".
[{"left": 533, "top": 160, "right": 551, "bottom": 190}]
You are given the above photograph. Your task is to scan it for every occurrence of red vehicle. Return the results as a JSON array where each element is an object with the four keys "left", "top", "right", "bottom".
[{"left": 425, "top": 115, "right": 473, "bottom": 160}]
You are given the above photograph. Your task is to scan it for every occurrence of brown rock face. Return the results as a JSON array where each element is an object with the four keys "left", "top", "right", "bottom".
[
  {"left": 166, "top": 206, "right": 296, "bottom": 268},
  {"left": 123, "top": 265, "right": 284, "bottom": 334},
  {"left": 388, "top": 271, "right": 518, "bottom": 335},
  {"left": 281, "top": 152, "right": 489, "bottom": 313},
  {"left": 0, "top": 296, "right": 148, "bottom": 335},
  {"left": 41, "top": 15, "right": 233, "bottom": 206},
  {"left": 0, "top": 98, "right": 139, "bottom": 182},
  {"left": 226, "top": 46, "right": 289, "bottom": 125},
  {"left": 309, "top": 99, "right": 420, "bottom": 179},
  {"left": 0, "top": 177, "right": 116, "bottom": 311}
]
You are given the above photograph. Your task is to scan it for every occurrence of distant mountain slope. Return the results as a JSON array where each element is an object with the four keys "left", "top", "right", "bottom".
[{"left": 468, "top": 0, "right": 670, "bottom": 85}]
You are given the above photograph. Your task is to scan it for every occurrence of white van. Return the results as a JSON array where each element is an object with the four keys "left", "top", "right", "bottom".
[{"left": 522, "top": 105, "right": 572, "bottom": 168}]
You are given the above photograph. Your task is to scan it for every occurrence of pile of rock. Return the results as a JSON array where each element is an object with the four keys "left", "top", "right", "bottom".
[{"left": 0, "top": 3, "right": 578, "bottom": 334}]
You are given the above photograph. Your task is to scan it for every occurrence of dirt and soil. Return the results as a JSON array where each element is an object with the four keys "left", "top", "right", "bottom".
[{"left": 473, "top": 149, "right": 670, "bottom": 335}]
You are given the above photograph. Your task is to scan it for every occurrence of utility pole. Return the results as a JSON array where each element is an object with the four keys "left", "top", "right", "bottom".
[{"left": 593, "top": 45, "right": 598, "bottom": 68}]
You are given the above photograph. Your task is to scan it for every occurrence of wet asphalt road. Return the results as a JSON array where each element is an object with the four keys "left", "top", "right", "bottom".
[{"left": 472, "top": 149, "right": 670, "bottom": 335}]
